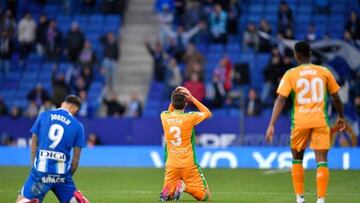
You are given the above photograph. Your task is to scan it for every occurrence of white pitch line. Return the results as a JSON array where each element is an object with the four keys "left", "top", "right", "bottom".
[
  {"left": 262, "top": 169, "right": 290, "bottom": 175},
  {"left": 1, "top": 190, "right": 359, "bottom": 197}
]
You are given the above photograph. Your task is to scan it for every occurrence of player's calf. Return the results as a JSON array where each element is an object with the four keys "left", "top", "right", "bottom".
[{"left": 69, "top": 190, "right": 90, "bottom": 203}]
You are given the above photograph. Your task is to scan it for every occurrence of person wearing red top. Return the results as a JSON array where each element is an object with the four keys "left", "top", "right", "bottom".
[{"left": 183, "top": 73, "right": 205, "bottom": 102}]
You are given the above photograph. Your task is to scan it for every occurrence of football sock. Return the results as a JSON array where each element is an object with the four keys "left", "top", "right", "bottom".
[
  {"left": 185, "top": 186, "right": 207, "bottom": 201},
  {"left": 317, "top": 162, "right": 329, "bottom": 199},
  {"left": 292, "top": 159, "right": 304, "bottom": 196}
]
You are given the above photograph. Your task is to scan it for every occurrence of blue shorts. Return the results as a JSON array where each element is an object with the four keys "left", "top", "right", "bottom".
[{"left": 21, "top": 169, "right": 77, "bottom": 202}]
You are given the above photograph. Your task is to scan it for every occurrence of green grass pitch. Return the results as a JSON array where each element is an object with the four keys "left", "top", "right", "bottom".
[{"left": 0, "top": 167, "right": 359, "bottom": 203}]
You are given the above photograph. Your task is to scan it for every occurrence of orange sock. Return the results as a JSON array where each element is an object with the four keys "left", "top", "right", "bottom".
[
  {"left": 317, "top": 162, "right": 329, "bottom": 198},
  {"left": 185, "top": 186, "right": 208, "bottom": 201},
  {"left": 292, "top": 160, "right": 304, "bottom": 195}
]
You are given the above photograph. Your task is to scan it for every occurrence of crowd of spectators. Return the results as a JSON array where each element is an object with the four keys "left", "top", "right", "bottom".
[
  {"left": 148, "top": 0, "right": 360, "bottom": 118},
  {"left": 0, "top": 0, "right": 143, "bottom": 119}
]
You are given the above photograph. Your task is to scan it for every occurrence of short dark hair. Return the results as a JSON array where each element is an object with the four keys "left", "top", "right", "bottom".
[
  {"left": 294, "top": 41, "right": 311, "bottom": 58},
  {"left": 171, "top": 90, "right": 186, "bottom": 110},
  {"left": 65, "top": 95, "right": 81, "bottom": 109}
]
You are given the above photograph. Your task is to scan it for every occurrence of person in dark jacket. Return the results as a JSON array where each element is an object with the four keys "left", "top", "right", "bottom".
[
  {"left": 65, "top": 21, "right": 85, "bottom": 62},
  {"left": 345, "top": 11, "right": 360, "bottom": 41},
  {"left": 45, "top": 19, "right": 62, "bottom": 60},
  {"left": 36, "top": 14, "right": 49, "bottom": 55},
  {"left": 145, "top": 39, "right": 165, "bottom": 82},
  {"left": 0, "top": 31, "right": 14, "bottom": 78},
  {"left": 26, "top": 84, "right": 50, "bottom": 107},
  {"left": 245, "top": 88, "right": 262, "bottom": 116},
  {"left": 101, "top": 32, "right": 119, "bottom": 89}
]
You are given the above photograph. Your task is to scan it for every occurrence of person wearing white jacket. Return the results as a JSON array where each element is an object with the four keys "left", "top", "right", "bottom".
[{"left": 18, "top": 12, "right": 36, "bottom": 61}]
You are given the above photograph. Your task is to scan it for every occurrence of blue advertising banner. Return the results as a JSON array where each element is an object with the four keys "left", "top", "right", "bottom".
[
  {"left": 0, "top": 147, "right": 359, "bottom": 170},
  {"left": 0, "top": 117, "right": 292, "bottom": 146}
]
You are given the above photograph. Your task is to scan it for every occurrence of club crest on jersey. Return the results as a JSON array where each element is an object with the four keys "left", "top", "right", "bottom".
[{"left": 39, "top": 150, "right": 66, "bottom": 161}]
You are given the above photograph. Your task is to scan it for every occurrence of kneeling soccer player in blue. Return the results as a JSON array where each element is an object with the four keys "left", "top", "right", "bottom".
[{"left": 16, "top": 95, "right": 89, "bottom": 203}]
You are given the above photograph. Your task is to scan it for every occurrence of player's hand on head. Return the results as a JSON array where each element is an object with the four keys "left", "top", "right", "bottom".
[
  {"left": 265, "top": 125, "right": 274, "bottom": 144},
  {"left": 336, "top": 117, "right": 346, "bottom": 132}
]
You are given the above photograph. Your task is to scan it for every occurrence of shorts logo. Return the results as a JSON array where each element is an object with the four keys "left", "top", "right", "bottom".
[
  {"left": 41, "top": 175, "right": 65, "bottom": 183},
  {"left": 39, "top": 150, "right": 66, "bottom": 161}
]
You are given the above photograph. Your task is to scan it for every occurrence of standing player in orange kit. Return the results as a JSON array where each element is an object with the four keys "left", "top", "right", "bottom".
[
  {"left": 265, "top": 41, "right": 346, "bottom": 203},
  {"left": 159, "top": 86, "right": 211, "bottom": 201}
]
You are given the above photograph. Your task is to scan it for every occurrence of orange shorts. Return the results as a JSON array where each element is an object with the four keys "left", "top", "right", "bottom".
[
  {"left": 291, "top": 126, "right": 331, "bottom": 151},
  {"left": 163, "top": 164, "right": 208, "bottom": 195}
]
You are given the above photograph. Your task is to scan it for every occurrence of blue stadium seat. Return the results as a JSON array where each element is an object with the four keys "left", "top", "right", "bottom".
[
  {"left": 249, "top": 4, "right": 263, "bottom": 14},
  {"left": 105, "top": 15, "right": 121, "bottom": 26},
  {"left": 313, "top": 15, "right": 328, "bottom": 25},
  {"left": 248, "top": 14, "right": 261, "bottom": 23},
  {"left": 330, "top": 4, "right": 346, "bottom": 14},
  {"left": 264, "top": 5, "right": 278, "bottom": 14},
  {"left": 12, "top": 99, "right": 28, "bottom": 109},
  {"left": 89, "top": 15, "right": 104, "bottom": 23}
]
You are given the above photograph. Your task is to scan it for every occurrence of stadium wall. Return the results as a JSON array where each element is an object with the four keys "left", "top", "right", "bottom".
[
  {"left": 0, "top": 147, "right": 359, "bottom": 170},
  {"left": 0, "top": 117, "right": 292, "bottom": 146}
]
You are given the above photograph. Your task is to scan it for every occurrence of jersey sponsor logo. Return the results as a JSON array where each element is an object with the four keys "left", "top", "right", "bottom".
[
  {"left": 298, "top": 106, "right": 322, "bottom": 113},
  {"left": 41, "top": 174, "right": 65, "bottom": 183},
  {"left": 168, "top": 146, "right": 188, "bottom": 154},
  {"left": 39, "top": 150, "right": 66, "bottom": 161},
  {"left": 50, "top": 114, "right": 71, "bottom": 125}
]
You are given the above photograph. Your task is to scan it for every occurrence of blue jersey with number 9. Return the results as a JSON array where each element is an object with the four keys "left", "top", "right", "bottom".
[{"left": 30, "top": 108, "right": 86, "bottom": 174}]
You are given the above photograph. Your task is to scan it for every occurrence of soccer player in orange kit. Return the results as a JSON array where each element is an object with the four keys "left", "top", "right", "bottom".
[
  {"left": 159, "top": 86, "right": 211, "bottom": 201},
  {"left": 265, "top": 41, "right": 346, "bottom": 203}
]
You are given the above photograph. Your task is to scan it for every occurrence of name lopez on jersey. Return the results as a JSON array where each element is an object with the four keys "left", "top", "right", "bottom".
[{"left": 51, "top": 114, "right": 71, "bottom": 125}]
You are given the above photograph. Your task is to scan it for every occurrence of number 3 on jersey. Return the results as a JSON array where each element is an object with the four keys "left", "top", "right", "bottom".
[
  {"left": 296, "top": 77, "right": 324, "bottom": 104},
  {"left": 48, "top": 124, "right": 64, "bottom": 148},
  {"left": 170, "top": 126, "right": 181, "bottom": 146}
]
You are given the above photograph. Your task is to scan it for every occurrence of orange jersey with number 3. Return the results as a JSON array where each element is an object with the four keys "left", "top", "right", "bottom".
[
  {"left": 277, "top": 64, "right": 340, "bottom": 129},
  {"left": 161, "top": 101, "right": 211, "bottom": 168}
]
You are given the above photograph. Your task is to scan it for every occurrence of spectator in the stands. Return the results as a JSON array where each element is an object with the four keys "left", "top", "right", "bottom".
[
  {"left": 0, "top": 96, "right": 8, "bottom": 116},
  {"left": 36, "top": 14, "right": 49, "bottom": 56},
  {"left": 306, "top": 24, "right": 317, "bottom": 42},
  {"left": 78, "top": 90, "right": 91, "bottom": 117},
  {"left": 52, "top": 69, "right": 70, "bottom": 107},
  {"left": 277, "top": 1, "right": 293, "bottom": 32},
  {"left": 184, "top": 72, "right": 205, "bottom": 102},
  {"left": 26, "top": 101, "right": 38, "bottom": 119},
  {"left": 209, "top": 4, "right": 228, "bottom": 45},
  {"left": 282, "top": 27, "right": 295, "bottom": 40},
  {"left": 213, "top": 56, "right": 232, "bottom": 92},
  {"left": 78, "top": 40, "right": 96, "bottom": 69},
  {"left": 210, "top": 73, "right": 226, "bottom": 108},
  {"left": 345, "top": 11, "right": 360, "bottom": 41},
  {"left": 102, "top": 0, "right": 121, "bottom": 14},
  {"left": 246, "top": 88, "right": 262, "bottom": 117},
  {"left": 261, "top": 53, "right": 285, "bottom": 103},
  {"left": 0, "top": 9, "right": 16, "bottom": 37},
  {"left": 185, "top": 61, "right": 204, "bottom": 81},
  {"left": 103, "top": 92, "right": 126, "bottom": 117},
  {"left": 126, "top": 92, "right": 142, "bottom": 117},
  {"left": 243, "top": 23, "right": 259, "bottom": 52},
  {"left": 174, "top": 0, "right": 186, "bottom": 25},
  {"left": 184, "top": 1, "right": 202, "bottom": 30},
  {"left": 163, "top": 23, "right": 204, "bottom": 59},
  {"left": 183, "top": 43, "right": 204, "bottom": 69},
  {"left": 18, "top": 12, "right": 36, "bottom": 61},
  {"left": 355, "top": 96, "right": 360, "bottom": 116},
  {"left": 101, "top": 32, "right": 119, "bottom": 89},
  {"left": 80, "top": 66, "right": 93, "bottom": 88},
  {"left": 165, "top": 57, "right": 182, "bottom": 97},
  {"left": 39, "top": 100, "right": 56, "bottom": 114},
  {"left": 87, "top": 133, "right": 101, "bottom": 147},
  {"left": 227, "top": 0, "right": 241, "bottom": 35},
  {"left": 0, "top": 31, "right": 14, "bottom": 78},
  {"left": 26, "top": 84, "right": 50, "bottom": 107},
  {"left": 45, "top": 19, "right": 62, "bottom": 60},
  {"left": 10, "top": 106, "right": 22, "bottom": 119},
  {"left": 73, "top": 77, "right": 89, "bottom": 95},
  {"left": 145, "top": 38, "right": 165, "bottom": 82},
  {"left": 82, "top": 0, "right": 96, "bottom": 14},
  {"left": 65, "top": 21, "right": 85, "bottom": 62},
  {"left": 158, "top": 4, "right": 174, "bottom": 45},
  {"left": 283, "top": 55, "right": 295, "bottom": 70},
  {"left": 258, "top": 19, "right": 272, "bottom": 52}
]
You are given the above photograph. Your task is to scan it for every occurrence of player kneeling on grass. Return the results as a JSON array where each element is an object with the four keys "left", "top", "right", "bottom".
[
  {"left": 265, "top": 41, "right": 345, "bottom": 203},
  {"left": 160, "top": 86, "right": 211, "bottom": 201},
  {"left": 16, "top": 95, "right": 89, "bottom": 203}
]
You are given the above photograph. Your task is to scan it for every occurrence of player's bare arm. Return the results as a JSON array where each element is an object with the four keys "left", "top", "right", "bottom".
[
  {"left": 266, "top": 95, "right": 287, "bottom": 143},
  {"left": 30, "top": 134, "right": 38, "bottom": 165},
  {"left": 331, "top": 92, "right": 346, "bottom": 132},
  {"left": 71, "top": 147, "right": 82, "bottom": 175}
]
